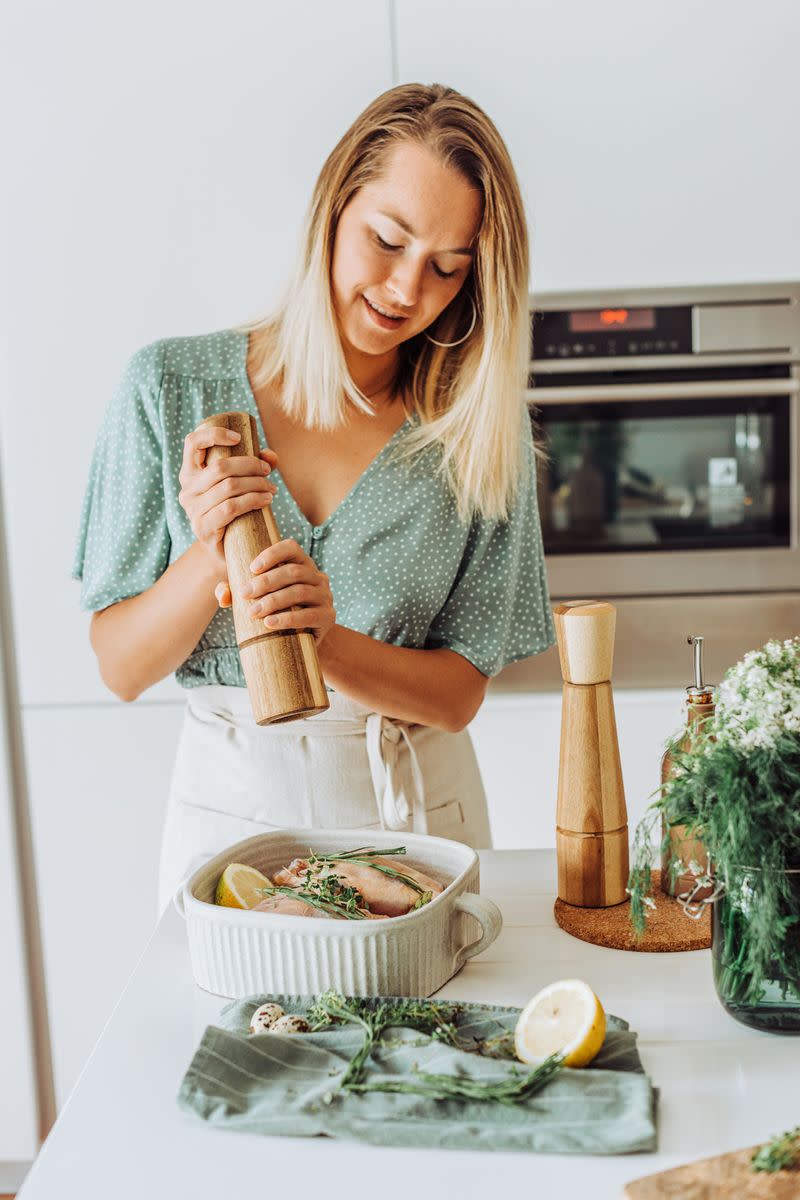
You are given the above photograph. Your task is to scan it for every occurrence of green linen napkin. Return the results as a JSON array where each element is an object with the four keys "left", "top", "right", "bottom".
[{"left": 177, "top": 993, "right": 657, "bottom": 1155}]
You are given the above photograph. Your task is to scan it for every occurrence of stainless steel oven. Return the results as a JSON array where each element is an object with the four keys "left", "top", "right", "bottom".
[{"left": 495, "top": 281, "right": 800, "bottom": 691}]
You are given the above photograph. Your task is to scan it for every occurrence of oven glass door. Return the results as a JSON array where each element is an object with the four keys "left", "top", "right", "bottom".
[{"left": 531, "top": 373, "right": 791, "bottom": 555}]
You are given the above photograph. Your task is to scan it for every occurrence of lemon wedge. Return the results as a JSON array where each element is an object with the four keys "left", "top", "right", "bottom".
[
  {"left": 215, "top": 863, "right": 272, "bottom": 909},
  {"left": 514, "top": 978, "right": 606, "bottom": 1068}
]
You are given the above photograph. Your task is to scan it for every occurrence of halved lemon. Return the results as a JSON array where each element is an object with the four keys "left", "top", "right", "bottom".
[
  {"left": 514, "top": 978, "right": 606, "bottom": 1068},
  {"left": 215, "top": 863, "right": 272, "bottom": 909}
]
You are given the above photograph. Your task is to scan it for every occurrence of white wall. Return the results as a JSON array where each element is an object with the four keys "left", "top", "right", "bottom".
[{"left": 4, "top": 0, "right": 797, "bottom": 1113}]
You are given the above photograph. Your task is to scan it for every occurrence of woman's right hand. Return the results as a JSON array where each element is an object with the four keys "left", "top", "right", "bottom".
[{"left": 178, "top": 424, "right": 279, "bottom": 577}]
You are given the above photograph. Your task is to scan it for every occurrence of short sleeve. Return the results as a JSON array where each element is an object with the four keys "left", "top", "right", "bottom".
[
  {"left": 424, "top": 416, "right": 556, "bottom": 676},
  {"left": 71, "top": 341, "right": 170, "bottom": 611}
]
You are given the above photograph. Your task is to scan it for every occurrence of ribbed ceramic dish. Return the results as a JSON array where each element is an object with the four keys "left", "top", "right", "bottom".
[{"left": 175, "top": 827, "right": 503, "bottom": 998}]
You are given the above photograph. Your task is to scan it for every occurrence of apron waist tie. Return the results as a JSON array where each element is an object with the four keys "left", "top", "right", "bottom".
[{"left": 365, "top": 713, "right": 428, "bottom": 835}]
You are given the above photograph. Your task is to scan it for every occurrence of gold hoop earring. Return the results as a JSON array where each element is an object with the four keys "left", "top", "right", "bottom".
[{"left": 424, "top": 294, "right": 478, "bottom": 348}]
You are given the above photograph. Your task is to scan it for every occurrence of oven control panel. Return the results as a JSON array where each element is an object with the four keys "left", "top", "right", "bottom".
[{"left": 533, "top": 305, "right": 693, "bottom": 359}]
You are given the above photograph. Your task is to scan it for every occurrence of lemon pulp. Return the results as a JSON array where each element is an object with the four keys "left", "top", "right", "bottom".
[
  {"left": 514, "top": 978, "right": 606, "bottom": 1068},
  {"left": 215, "top": 862, "right": 272, "bottom": 909}
]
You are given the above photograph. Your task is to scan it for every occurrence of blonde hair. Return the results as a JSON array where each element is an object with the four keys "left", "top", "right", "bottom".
[{"left": 235, "top": 83, "right": 534, "bottom": 522}]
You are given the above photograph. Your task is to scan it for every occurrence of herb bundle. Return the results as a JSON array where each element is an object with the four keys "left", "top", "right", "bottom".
[
  {"left": 305, "top": 990, "right": 563, "bottom": 1104},
  {"left": 627, "top": 637, "right": 800, "bottom": 1009},
  {"left": 307, "top": 990, "right": 463, "bottom": 1088},
  {"left": 310, "top": 846, "right": 434, "bottom": 908}
]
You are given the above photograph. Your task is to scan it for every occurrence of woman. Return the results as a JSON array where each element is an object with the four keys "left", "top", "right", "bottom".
[{"left": 72, "top": 83, "right": 556, "bottom": 915}]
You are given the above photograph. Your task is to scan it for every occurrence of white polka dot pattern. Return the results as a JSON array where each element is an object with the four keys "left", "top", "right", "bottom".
[{"left": 72, "top": 330, "right": 557, "bottom": 687}]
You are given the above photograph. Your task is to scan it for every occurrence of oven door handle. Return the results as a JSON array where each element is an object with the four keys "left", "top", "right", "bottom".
[{"left": 526, "top": 378, "right": 799, "bottom": 405}]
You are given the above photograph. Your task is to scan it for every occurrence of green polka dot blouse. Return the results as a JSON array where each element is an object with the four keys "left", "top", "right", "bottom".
[{"left": 72, "top": 329, "right": 556, "bottom": 688}]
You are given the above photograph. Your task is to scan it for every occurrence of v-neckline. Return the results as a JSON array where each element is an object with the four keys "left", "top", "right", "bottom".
[{"left": 235, "top": 329, "right": 413, "bottom": 532}]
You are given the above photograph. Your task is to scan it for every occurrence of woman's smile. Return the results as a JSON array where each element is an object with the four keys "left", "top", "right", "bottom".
[{"left": 362, "top": 294, "right": 408, "bottom": 330}]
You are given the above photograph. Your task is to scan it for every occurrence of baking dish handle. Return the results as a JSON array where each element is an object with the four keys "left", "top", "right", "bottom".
[{"left": 453, "top": 893, "right": 503, "bottom": 966}]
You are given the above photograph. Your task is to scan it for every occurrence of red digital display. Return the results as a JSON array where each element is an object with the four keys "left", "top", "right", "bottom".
[{"left": 569, "top": 308, "right": 656, "bottom": 333}]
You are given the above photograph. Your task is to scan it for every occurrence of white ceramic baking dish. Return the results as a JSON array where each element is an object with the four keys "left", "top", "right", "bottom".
[{"left": 175, "top": 827, "right": 503, "bottom": 998}]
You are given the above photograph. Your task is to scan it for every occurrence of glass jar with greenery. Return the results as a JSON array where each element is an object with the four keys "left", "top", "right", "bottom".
[
  {"left": 628, "top": 636, "right": 800, "bottom": 1033},
  {"left": 711, "top": 864, "right": 800, "bottom": 1031}
]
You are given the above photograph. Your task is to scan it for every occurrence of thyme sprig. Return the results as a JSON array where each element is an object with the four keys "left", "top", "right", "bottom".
[
  {"left": 751, "top": 1126, "right": 800, "bottom": 1172},
  {"left": 301, "top": 868, "right": 368, "bottom": 915}
]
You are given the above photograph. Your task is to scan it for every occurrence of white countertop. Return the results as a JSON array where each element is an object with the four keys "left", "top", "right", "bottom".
[{"left": 17, "top": 850, "right": 800, "bottom": 1199}]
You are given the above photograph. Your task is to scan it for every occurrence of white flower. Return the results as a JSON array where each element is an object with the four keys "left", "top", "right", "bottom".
[{"left": 710, "top": 635, "right": 800, "bottom": 751}]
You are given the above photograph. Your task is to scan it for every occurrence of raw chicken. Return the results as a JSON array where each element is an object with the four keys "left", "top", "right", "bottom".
[{"left": 273, "top": 855, "right": 443, "bottom": 917}]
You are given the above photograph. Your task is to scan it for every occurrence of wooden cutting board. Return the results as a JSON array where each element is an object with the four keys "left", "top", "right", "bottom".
[{"left": 623, "top": 1145, "right": 800, "bottom": 1198}]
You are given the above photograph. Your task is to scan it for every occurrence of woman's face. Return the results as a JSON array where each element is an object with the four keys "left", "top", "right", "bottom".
[{"left": 330, "top": 141, "right": 483, "bottom": 362}]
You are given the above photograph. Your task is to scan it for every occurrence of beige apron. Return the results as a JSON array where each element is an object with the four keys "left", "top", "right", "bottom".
[{"left": 157, "top": 684, "right": 492, "bottom": 914}]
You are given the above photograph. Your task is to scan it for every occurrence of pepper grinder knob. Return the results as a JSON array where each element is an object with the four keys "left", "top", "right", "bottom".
[{"left": 553, "top": 599, "right": 617, "bottom": 684}]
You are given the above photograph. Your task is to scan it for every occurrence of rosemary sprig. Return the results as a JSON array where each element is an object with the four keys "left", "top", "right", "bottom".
[
  {"left": 258, "top": 883, "right": 369, "bottom": 920},
  {"left": 348, "top": 1053, "right": 563, "bottom": 1105},
  {"left": 315, "top": 845, "right": 409, "bottom": 862},
  {"left": 751, "top": 1126, "right": 800, "bottom": 1173},
  {"left": 309, "top": 846, "right": 432, "bottom": 901}
]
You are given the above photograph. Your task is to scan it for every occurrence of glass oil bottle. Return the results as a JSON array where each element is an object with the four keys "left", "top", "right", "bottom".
[{"left": 660, "top": 635, "right": 715, "bottom": 899}]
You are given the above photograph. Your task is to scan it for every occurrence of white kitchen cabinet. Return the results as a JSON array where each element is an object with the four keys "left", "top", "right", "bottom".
[
  {"left": 0, "top": 476, "right": 41, "bottom": 1189},
  {"left": 22, "top": 701, "right": 184, "bottom": 1108},
  {"left": 395, "top": 0, "right": 800, "bottom": 293},
  {"left": 470, "top": 687, "right": 684, "bottom": 849},
  {"left": 0, "top": 717, "right": 39, "bottom": 1193}
]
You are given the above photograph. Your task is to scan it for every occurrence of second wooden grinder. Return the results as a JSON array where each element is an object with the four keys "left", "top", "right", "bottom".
[
  {"left": 554, "top": 600, "right": 629, "bottom": 907},
  {"left": 202, "top": 411, "right": 329, "bottom": 726}
]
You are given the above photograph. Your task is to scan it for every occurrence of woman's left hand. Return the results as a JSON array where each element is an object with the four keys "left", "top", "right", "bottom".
[{"left": 214, "top": 538, "right": 336, "bottom": 644}]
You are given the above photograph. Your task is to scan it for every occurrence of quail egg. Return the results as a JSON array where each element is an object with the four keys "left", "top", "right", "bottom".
[
  {"left": 248, "top": 1002, "right": 285, "bottom": 1034},
  {"left": 269, "top": 1014, "right": 310, "bottom": 1035}
]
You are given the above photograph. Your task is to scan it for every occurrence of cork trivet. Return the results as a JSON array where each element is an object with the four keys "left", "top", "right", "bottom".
[{"left": 553, "top": 870, "right": 710, "bottom": 951}]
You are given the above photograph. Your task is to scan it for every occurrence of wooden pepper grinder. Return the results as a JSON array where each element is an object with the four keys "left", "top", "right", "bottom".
[
  {"left": 554, "top": 600, "right": 629, "bottom": 907},
  {"left": 201, "top": 411, "right": 329, "bottom": 726}
]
